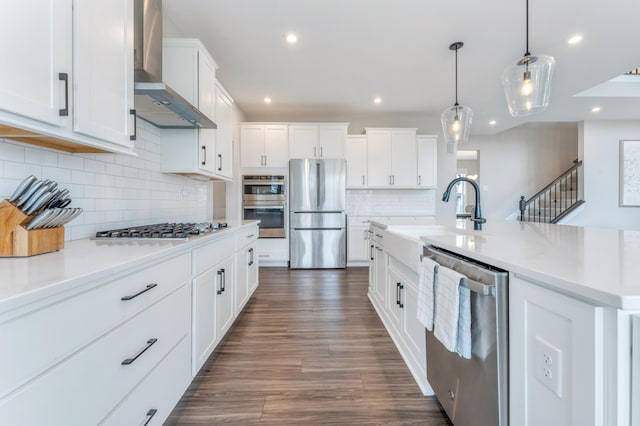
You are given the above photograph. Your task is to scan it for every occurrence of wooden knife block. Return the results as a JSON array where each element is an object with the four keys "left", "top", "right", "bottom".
[{"left": 0, "top": 199, "right": 64, "bottom": 257}]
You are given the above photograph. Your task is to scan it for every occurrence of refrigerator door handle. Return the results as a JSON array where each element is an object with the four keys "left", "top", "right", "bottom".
[
  {"left": 292, "top": 227, "right": 344, "bottom": 231},
  {"left": 316, "top": 162, "right": 321, "bottom": 209}
]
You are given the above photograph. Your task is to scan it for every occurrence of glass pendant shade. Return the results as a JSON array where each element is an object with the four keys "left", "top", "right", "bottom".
[
  {"left": 502, "top": 54, "right": 555, "bottom": 116},
  {"left": 441, "top": 104, "right": 473, "bottom": 144}
]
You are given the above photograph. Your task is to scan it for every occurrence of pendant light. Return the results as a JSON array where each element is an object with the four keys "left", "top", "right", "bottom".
[
  {"left": 502, "top": 0, "right": 555, "bottom": 116},
  {"left": 441, "top": 42, "right": 472, "bottom": 146}
]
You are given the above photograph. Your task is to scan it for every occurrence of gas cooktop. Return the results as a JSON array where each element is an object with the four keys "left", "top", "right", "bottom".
[{"left": 93, "top": 222, "right": 228, "bottom": 241}]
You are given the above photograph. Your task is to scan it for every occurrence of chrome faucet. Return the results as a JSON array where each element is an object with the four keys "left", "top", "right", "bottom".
[{"left": 442, "top": 177, "right": 487, "bottom": 230}]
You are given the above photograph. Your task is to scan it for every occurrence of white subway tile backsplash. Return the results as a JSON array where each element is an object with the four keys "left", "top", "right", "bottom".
[
  {"left": 82, "top": 211, "right": 106, "bottom": 225},
  {"left": 0, "top": 143, "right": 25, "bottom": 162},
  {"left": 4, "top": 161, "right": 42, "bottom": 180},
  {"left": 42, "top": 166, "right": 72, "bottom": 184},
  {"left": 105, "top": 163, "right": 123, "bottom": 176},
  {"left": 122, "top": 166, "right": 138, "bottom": 178},
  {"left": 1, "top": 120, "right": 210, "bottom": 242},
  {"left": 25, "top": 147, "right": 58, "bottom": 167},
  {"left": 58, "top": 153, "right": 85, "bottom": 170},
  {"left": 84, "top": 158, "right": 106, "bottom": 173},
  {"left": 72, "top": 170, "right": 97, "bottom": 185},
  {"left": 346, "top": 189, "right": 436, "bottom": 216}
]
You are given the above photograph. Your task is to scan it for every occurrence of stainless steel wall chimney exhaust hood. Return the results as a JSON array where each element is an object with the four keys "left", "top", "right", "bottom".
[{"left": 133, "top": 0, "right": 216, "bottom": 129}]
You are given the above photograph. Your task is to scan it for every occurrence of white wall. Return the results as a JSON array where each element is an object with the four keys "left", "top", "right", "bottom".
[
  {"left": 460, "top": 124, "right": 579, "bottom": 220},
  {"left": 0, "top": 121, "right": 212, "bottom": 241},
  {"left": 569, "top": 120, "right": 640, "bottom": 230}
]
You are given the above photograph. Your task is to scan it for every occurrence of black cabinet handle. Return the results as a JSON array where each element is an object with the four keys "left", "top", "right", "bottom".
[
  {"left": 218, "top": 154, "right": 222, "bottom": 171},
  {"left": 130, "top": 109, "right": 137, "bottom": 141},
  {"left": 370, "top": 244, "right": 374, "bottom": 261},
  {"left": 121, "top": 283, "right": 157, "bottom": 301},
  {"left": 143, "top": 409, "right": 157, "bottom": 426},
  {"left": 121, "top": 338, "right": 157, "bottom": 365},
  {"left": 216, "top": 269, "right": 223, "bottom": 295},
  {"left": 248, "top": 247, "right": 254, "bottom": 266},
  {"left": 396, "top": 282, "right": 401, "bottom": 305},
  {"left": 201, "top": 146, "right": 207, "bottom": 165},
  {"left": 399, "top": 284, "right": 404, "bottom": 308},
  {"left": 59, "top": 73, "right": 69, "bottom": 116},
  {"left": 221, "top": 268, "right": 226, "bottom": 292}
]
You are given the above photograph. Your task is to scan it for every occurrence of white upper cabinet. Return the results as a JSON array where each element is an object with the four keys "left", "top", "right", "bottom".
[
  {"left": 345, "top": 135, "right": 367, "bottom": 188},
  {"left": 416, "top": 135, "right": 438, "bottom": 188},
  {"left": 160, "top": 39, "right": 235, "bottom": 181},
  {"left": 0, "top": 0, "right": 135, "bottom": 154},
  {"left": 73, "top": 0, "right": 134, "bottom": 146},
  {"left": 0, "top": 1, "right": 71, "bottom": 127},
  {"left": 289, "top": 124, "right": 347, "bottom": 159},
  {"left": 366, "top": 128, "right": 417, "bottom": 188},
  {"left": 214, "top": 82, "right": 234, "bottom": 180},
  {"left": 240, "top": 124, "right": 289, "bottom": 168}
]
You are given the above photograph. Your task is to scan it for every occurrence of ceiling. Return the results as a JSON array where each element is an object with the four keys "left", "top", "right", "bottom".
[{"left": 162, "top": 0, "right": 640, "bottom": 135}]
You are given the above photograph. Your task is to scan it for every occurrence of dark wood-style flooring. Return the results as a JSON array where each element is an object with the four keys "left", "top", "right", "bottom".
[{"left": 166, "top": 267, "right": 452, "bottom": 425}]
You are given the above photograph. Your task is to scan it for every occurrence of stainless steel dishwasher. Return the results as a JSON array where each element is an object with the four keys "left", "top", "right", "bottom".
[{"left": 423, "top": 244, "right": 509, "bottom": 426}]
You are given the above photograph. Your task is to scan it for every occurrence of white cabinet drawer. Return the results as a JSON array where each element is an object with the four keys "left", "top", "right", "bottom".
[
  {"left": 236, "top": 225, "right": 259, "bottom": 250},
  {"left": 0, "top": 253, "right": 190, "bottom": 398},
  {"left": 192, "top": 234, "right": 235, "bottom": 276},
  {"left": 0, "top": 285, "right": 190, "bottom": 426},
  {"left": 101, "top": 335, "right": 191, "bottom": 426}
]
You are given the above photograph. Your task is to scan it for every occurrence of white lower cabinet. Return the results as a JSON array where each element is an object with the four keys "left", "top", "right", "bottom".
[
  {"left": 347, "top": 216, "right": 371, "bottom": 265},
  {"left": 0, "top": 284, "right": 190, "bottom": 425},
  {"left": 191, "top": 234, "right": 236, "bottom": 375},
  {"left": 236, "top": 230, "right": 258, "bottom": 314},
  {"left": 0, "top": 224, "right": 261, "bottom": 425},
  {"left": 101, "top": 335, "right": 191, "bottom": 426},
  {"left": 368, "top": 227, "right": 430, "bottom": 395},
  {"left": 192, "top": 266, "right": 219, "bottom": 375},
  {"left": 216, "top": 256, "right": 235, "bottom": 341},
  {"left": 510, "top": 275, "right": 603, "bottom": 426}
]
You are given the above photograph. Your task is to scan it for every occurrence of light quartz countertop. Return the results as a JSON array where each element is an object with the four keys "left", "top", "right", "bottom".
[
  {"left": 0, "top": 220, "right": 259, "bottom": 315},
  {"left": 374, "top": 219, "right": 640, "bottom": 310}
]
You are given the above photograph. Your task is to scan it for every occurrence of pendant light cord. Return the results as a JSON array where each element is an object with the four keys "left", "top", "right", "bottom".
[
  {"left": 525, "top": 0, "right": 530, "bottom": 56},
  {"left": 454, "top": 45, "right": 459, "bottom": 106}
]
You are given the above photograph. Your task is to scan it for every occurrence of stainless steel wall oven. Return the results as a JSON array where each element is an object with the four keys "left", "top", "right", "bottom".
[{"left": 242, "top": 175, "right": 286, "bottom": 238}]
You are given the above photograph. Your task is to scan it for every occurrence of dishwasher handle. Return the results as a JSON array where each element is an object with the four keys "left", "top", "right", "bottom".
[{"left": 423, "top": 245, "right": 500, "bottom": 296}]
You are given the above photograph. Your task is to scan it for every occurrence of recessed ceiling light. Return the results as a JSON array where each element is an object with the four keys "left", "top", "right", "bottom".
[
  {"left": 591, "top": 106, "right": 601, "bottom": 112},
  {"left": 489, "top": 120, "right": 497, "bottom": 125},
  {"left": 568, "top": 35, "right": 583, "bottom": 44},
  {"left": 373, "top": 97, "right": 382, "bottom": 104},
  {"left": 264, "top": 97, "right": 272, "bottom": 104},
  {"left": 286, "top": 33, "right": 298, "bottom": 44}
]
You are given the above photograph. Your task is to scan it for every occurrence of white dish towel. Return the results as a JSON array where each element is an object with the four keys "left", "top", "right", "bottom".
[
  {"left": 434, "top": 265, "right": 472, "bottom": 359},
  {"left": 416, "top": 257, "right": 439, "bottom": 330}
]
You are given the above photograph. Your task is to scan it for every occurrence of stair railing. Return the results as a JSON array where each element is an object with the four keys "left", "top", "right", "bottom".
[{"left": 519, "top": 159, "right": 584, "bottom": 223}]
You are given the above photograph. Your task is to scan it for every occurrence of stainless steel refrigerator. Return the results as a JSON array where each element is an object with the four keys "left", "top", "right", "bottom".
[{"left": 289, "top": 159, "right": 346, "bottom": 269}]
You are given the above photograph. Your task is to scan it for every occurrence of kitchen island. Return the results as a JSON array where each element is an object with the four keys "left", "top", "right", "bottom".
[{"left": 372, "top": 218, "right": 640, "bottom": 426}]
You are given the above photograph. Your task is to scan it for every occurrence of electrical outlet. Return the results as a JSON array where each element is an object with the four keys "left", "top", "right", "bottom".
[{"left": 534, "top": 336, "right": 563, "bottom": 397}]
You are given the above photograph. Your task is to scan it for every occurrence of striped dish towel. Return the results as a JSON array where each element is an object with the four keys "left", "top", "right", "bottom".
[{"left": 433, "top": 265, "right": 468, "bottom": 356}]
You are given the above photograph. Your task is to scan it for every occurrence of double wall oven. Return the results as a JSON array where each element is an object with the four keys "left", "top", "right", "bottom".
[{"left": 242, "top": 175, "right": 286, "bottom": 238}]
